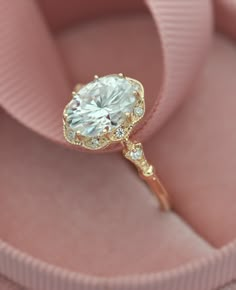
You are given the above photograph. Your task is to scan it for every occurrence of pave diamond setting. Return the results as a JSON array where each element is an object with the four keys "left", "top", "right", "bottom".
[{"left": 63, "top": 74, "right": 145, "bottom": 150}]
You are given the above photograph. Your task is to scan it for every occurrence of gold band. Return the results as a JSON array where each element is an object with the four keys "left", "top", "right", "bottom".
[{"left": 122, "top": 138, "right": 171, "bottom": 210}]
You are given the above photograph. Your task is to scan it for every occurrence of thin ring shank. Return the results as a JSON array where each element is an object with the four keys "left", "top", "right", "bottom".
[
  {"left": 122, "top": 139, "right": 171, "bottom": 210},
  {"left": 139, "top": 172, "right": 171, "bottom": 211}
]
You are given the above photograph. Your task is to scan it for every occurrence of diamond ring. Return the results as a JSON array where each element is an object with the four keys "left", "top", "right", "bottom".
[{"left": 63, "top": 74, "right": 171, "bottom": 210}]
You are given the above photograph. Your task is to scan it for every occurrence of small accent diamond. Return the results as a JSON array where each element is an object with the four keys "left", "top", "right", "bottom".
[
  {"left": 115, "top": 127, "right": 125, "bottom": 139},
  {"left": 130, "top": 148, "right": 143, "bottom": 160},
  {"left": 90, "top": 138, "right": 100, "bottom": 148},
  {"left": 134, "top": 106, "right": 144, "bottom": 117},
  {"left": 66, "top": 130, "right": 75, "bottom": 142}
]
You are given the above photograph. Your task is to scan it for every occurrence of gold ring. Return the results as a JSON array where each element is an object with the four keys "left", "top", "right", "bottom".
[{"left": 63, "top": 73, "right": 171, "bottom": 211}]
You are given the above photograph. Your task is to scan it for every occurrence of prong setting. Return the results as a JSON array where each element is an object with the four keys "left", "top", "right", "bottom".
[{"left": 63, "top": 74, "right": 145, "bottom": 150}]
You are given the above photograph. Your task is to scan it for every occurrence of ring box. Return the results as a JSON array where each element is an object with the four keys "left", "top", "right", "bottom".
[{"left": 0, "top": 1, "right": 236, "bottom": 289}]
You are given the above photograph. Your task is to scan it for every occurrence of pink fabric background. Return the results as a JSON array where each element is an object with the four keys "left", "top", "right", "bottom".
[{"left": 0, "top": 0, "right": 236, "bottom": 289}]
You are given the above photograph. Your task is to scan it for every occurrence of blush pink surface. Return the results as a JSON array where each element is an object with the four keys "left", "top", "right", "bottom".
[{"left": 0, "top": 1, "right": 236, "bottom": 290}]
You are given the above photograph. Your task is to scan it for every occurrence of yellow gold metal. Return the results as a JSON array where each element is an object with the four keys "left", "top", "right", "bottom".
[
  {"left": 122, "top": 139, "right": 170, "bottom": 210},
  {"left": 63, "top": 74, "right": 171, "bottom": 211}
]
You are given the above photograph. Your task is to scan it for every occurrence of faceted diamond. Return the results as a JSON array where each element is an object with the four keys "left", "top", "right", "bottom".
[
  {"left": 134, "top": 106, "right": 144, "bottom": 117},
  {"left": 115, "top": 127, "right": 125, "bottom": 139},
  {"left": 65, "top": 75, "right": 137, "bottom": 137},
  {"left": 130, "top": 148, "right": 143, "bottom": 160}
]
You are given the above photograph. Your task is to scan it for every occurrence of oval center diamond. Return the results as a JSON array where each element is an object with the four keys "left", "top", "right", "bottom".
[{"left": 65, "top": 75, "right": 137, "bottom": 137}]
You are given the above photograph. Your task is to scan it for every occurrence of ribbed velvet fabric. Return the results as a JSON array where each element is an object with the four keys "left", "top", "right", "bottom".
[
  {"left": 0, "top": 276, "right": 25, "bottom": 290},
  {"left": 0, "top": 0, "right": 211, "bottom": 151},
  {"left": 0, "top": 0, "right": 236, "bottom": 290}
]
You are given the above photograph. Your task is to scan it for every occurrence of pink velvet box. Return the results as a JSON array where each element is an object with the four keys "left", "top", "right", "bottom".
[{"left": 1, "top": 1, "right": 236, "bottom": 290}]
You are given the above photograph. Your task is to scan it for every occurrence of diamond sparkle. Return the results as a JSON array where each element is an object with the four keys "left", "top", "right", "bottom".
[
  {"left": 130, "top": 148, "right": 143, "bottom": 160},
  {"left": 65, "top": 75, "right": 137, "bottom": 137},
  {"left": 115, "top": 127, "right": 125, "bottom": 139},
  {"left": 134, "top": 106, "right": 144, "bottom": 117}
]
